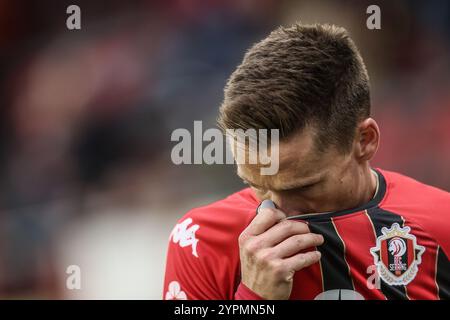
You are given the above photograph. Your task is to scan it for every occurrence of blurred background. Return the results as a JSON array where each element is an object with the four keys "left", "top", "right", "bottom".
[{"left": 0, "top": 0, "right": 449, "bottom": 299}]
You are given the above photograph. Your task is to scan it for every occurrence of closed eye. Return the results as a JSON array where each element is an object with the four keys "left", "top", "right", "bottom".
[
  {"left": 297, "top": 183, "right": 316, "bottom": 190},
  {"left": 280, "top": 182, "right": 318, "bottom": 192}
]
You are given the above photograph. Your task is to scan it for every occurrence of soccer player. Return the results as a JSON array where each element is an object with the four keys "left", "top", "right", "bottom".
[{"left": 163, "top": 23, "right": 450, "bottom": 300}]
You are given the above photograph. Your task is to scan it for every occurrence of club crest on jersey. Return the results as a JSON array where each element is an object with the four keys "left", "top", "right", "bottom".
[{"left": 370, "top": 223, "right": 425, "bottom": 286}]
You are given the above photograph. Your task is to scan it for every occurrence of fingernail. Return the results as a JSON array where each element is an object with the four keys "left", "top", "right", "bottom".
[
  {"left": 258, "top": 200, "right": 276, "bottom": 213},
  {"left": 260, "top": 199, "right": 275, "bottom": 209}
]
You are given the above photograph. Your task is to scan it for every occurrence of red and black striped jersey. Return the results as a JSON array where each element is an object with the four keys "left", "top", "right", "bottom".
[{"left": 163, "top": 168, "right": 450, "bottom": 300}]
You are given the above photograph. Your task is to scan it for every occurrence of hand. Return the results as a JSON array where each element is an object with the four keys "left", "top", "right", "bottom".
[{"left": 238, "top": 200, "right": 324, "bottom": 300}]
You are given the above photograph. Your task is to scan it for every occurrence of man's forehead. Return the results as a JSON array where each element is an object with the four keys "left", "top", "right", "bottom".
[
  {"left": 237, "top": 153, "right": 320, "bottom": 181},
  {"left": 278, "top": 130, "right": 321, "bottom": 174},
  {"left": 237, "top": 142, "right": 325, "bottom": 188}
]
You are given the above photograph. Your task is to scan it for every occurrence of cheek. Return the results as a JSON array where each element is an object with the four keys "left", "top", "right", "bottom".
[{"left": 310, "top": 179, "right": 345, "bottom": 200}]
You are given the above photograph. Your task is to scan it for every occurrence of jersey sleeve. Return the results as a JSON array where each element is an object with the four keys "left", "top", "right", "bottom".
[
  {"left": 234, "top": 283, "right": 266, "bottom": 300},
  {"left": 381, "top": 170, "right": 450, "bottom": 256},
  {"left": 409, "top": 184, "right": 450, "bottom": 257},
  {"left": 163, "top": 200, "right": 258, "bottom": 300},
  {"left": 414, "top": 185, "right": 450, "bottom": 300},
  {"left": 163, "top": 212, "right": 225, "bottom": 299}
]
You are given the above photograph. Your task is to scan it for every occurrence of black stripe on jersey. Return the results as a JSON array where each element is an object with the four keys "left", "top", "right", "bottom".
[
  {"left": 367, "top": 207, "right": 409, "bottom": 300},
  {"left": 436, "top": 246, "right": 450, "bottom": 300},
  {"left": 309, "top": 220, "right": 354, "bottom": 291}
]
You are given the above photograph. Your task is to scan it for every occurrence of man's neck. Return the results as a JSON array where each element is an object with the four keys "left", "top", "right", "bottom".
[
  {"left": 287, "top": 166, "right": 379, "bottom": 217},
  {"left": 351, "top": 166, "right": 378, "bottom": 210}
]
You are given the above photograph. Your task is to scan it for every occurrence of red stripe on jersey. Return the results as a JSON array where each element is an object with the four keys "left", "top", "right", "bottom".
[
  {"left": 402, "top": 220, "right": 439, "bottom": 300},
  {"left": 332, "top": 211, "right": 386, "bottom": 300},
  {"left": 382, "top": 240, "right": 389, "bottom": 271},
  {"left": 407, "top": 238, "right": 414, "bottom": 266},
  {"left": 290, "top": 248, "right": 323, "bottom": 300}
]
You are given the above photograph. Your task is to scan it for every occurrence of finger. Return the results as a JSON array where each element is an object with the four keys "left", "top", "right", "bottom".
[
  {"left": 244, "top": 206, "right": 286, "bottom": 236},
  {"left": 255, "top": 220, "right": 310, "bottom": 247},
  {"left": 284, "top": 250, "right": 322, "bottom": 271},
  {"left": 258, "top": 199, "right": 276, "bottom": 212},
  {"left": 273, "top": 233, "right": 324, "bottom": 258}
]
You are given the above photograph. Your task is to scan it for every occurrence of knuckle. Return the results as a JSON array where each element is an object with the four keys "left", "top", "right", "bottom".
[
  {"left": 283, "top": 220, "right": 309, "bottom": 234},
  {"left": 305, "top": 233, "right": 316, "bottom": 243},
  {"left": 303, "top": 253, "right": 313, "bottom": 264},
  {"left": 256, "top": 249, "right": 273, "bottom": 264},
  {"left": 304, "top": 252, "right": 318, "bottom": 265},
  {"left": 279, "top": 220, "right": 294, "bottom": 233},
  {"left": 268, "top": 258, "right": 280, "bottom": 270},
  {"left": 245, "top": 239, "right": 262, "bottom": 255},
  {"left": 301, "top": 233, "right": 319, "bottom": 247},
  {"left": 296, "top": 254, "right": 307, "bottom": 267},
  {"left": 270, "top": 260, "right": 286, "bottom": 278},
  {"left": 288, "top": 220, "right": 309, "bottom": 233},
  {"left": 294, "top": 235, "right": 305, "bottom": 246},
  {"left": 238, "top": 232, "right": 249, "bottom": 246},
  {"left": 284, "top": 270, "right": 296, "bottom": 282},
  {"left": 243, "top": 244, "right": 254, "bottom": 256},
  {"left": 300, "top": 223, "right": 311, "bottom": 233}
]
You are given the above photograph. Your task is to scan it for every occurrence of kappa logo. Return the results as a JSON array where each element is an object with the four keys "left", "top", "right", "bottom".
[
  {"left": 170, "top": 218, "right": 200, "bottom": 257},
  {"left": 370, "top": 223, "right": 425, "bottom": 286}
]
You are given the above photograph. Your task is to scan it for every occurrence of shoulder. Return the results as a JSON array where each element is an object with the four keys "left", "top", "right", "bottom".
[
  {"left": 171, "top": 188, "right": 259, "bottom": 257},
  {"left": 164, "top": 188, "right": 259, "bottom": 299},
  {"left": 380, "top": 168, "right": 450, "bottom": 209}
]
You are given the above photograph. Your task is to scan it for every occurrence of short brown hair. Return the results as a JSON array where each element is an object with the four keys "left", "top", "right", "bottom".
[{"left": 218, "top": 23, "right": 370, "bottom": 153}]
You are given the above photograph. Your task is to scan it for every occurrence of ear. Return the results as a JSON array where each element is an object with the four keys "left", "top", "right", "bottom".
[{"left": 354, "top": 118, "right": 380, "bottom": 161}]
